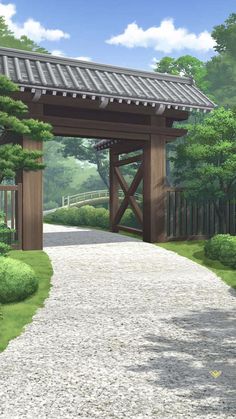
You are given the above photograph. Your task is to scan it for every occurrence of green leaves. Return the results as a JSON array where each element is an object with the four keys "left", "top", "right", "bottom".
[
  {"left": 0, "top": 75, "right": 19, "bottom": 95},
  {"left": 212, "top": 13, "right": 236, "bottom": 57},
  {"left": 0, "top": 96, "right": 28, "bottom": 116},
  {"left": 22, "top": 119, "right": 53, "bottom": 141},
  {"left": 0, "top": 75, "right": 53, "bottom": 143},
  {"left": 0, "top": 144, "right": 44, "bottom": 183},
  {"left": 173, "top": 108, "right": 236, "bottom": 206},
  {"left": 0, "top": 17, "right": 48, "bottom": 54},
  {"left": 154, "top": 55, "right": 208, "bottom": 93}
]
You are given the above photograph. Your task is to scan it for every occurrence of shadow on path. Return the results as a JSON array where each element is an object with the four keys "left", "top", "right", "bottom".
[
  {"left": 128, "top": 308, "right": 236, "bottom": 417},
  {"left": 43, "top": 229, "right": 139, "bottom": 247}
]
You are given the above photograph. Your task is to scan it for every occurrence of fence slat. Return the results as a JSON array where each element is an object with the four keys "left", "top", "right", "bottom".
[
  {"left": 4, "top": 190, "right": 8, "bottom": 225},
  {"left": 11, "top": 190, "right": 15, "bottom": 229},
  {"left": 165, "top": 190, "right": 236, "bottom": 241}
]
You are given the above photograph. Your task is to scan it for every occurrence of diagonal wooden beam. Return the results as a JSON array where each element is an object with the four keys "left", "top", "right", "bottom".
[
  {"left": 114, "top": 166, "right": 129, "bottom": 195},
  {"left": 128, "top": 161, "right": 144, "bottom": 196},
  {"left": 114, "top": 161, "right": 144, "bottom": 225},
  {"left": 114, "top": 195, "right": 129, "bottom": 225},
  {"left": 129, "top": 196, "right": 143, "bottom": 225}
]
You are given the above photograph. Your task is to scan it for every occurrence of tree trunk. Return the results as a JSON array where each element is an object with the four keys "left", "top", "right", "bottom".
[
  {"left": 95, "top": 150, "right": 109, "bottom": 188},
  {"left": 213, "top": 200, "right": 227, "bottom": 234}
]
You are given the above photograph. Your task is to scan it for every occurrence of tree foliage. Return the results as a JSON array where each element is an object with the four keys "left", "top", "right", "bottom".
[
  {"left": 154, "top": 55, "right": 209, "bottom": 93},
  {"left": 58, "top": 137, "right": 110, "bottom": 188},
  {"left": 211, "top": 13, "right": 236, "bottom": 57},
  {"left": 0, "top": 17, "right": 48, "bottom": 53},
  {"left": 171, "top": 108, "right": 236, "bottom": 230},
  {"left": 205, "top": 13, "right": 236, "bottom": 107},
  {"left": 0, "top": 75, "right": 53, "bottom": 183}
]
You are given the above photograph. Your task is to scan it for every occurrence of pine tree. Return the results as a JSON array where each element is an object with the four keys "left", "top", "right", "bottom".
[{"left": 0, "top": 75, "right": 53, "bottom": 183}]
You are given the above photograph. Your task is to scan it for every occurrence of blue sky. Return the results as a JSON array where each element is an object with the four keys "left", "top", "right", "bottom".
[{"left": 0, "top": 0, "right": 235, "bottom": 70}]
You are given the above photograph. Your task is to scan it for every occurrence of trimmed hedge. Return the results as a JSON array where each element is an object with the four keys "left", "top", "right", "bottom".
[
  {"left": 0, "top": 258, "right": 38, "bottom": 303},
  {"left": 204, "top": 234, "right": 236, "bottom": 269},
  {"left": 44, "top": 205, "right": 140, "bottom": 230}
]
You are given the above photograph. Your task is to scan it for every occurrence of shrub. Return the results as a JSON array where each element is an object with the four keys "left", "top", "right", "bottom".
[
  {"left": 219, "top": 239, "right": 236, "bottom": 268},
  {"left": 204, "top": 234, "right": 232, "bottom": 260},
  {"left": 0, "top": 241, "right": 11, "bottom": 256},
  {"left": 44, "top": 205, "right": 110, "bottom": 229},
  {"left": 0, "top": 258, "right": 38, "bottom": 303},
  {"left": 44, "top": 201, "right": 59, "bottom": 211},
  {"left": 44, "top": 205, "right": 140, "bottom": 230},
  {"left": 0, "top": 227, "right": 15, "bottom": 245},
  {"left": 44, "top": 208, "right": 68, "bottom": 224},
  {"left": 92, "top": 207, "right": 109, "bottom": 229},
  {"left": 121, "top": 208, "right": 140, "bottom": 229}
]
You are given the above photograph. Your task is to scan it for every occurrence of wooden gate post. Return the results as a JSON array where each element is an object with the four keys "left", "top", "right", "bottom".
[
  {"left": 109, "top": 148, "right": 119, "bottom": 232},
  {"left": 17, "top": 136, "right": 43, "bottom": 250},
  {"left": 143, "top": 116, "right": 166, "bottom": 243}
]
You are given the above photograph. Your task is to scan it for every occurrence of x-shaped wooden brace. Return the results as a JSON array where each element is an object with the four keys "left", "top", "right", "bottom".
[{"left": 113, "top": 160, "right": 143, "bottom": 226}]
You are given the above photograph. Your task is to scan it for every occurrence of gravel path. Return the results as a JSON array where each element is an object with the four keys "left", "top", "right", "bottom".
[{"left": 0, "top": 223, "right": 236, "bottom": 419}]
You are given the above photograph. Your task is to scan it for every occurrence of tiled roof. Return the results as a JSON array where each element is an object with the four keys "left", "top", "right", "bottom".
[{"left": 0, "top": 47, "right": 215, "bottom": 112}]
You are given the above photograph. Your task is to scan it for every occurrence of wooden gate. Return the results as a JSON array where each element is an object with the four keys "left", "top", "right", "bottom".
[{"left": 0, "top": 184, "right": 22, "bottom": 248}]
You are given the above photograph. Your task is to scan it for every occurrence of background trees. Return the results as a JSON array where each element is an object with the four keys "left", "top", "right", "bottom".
[
  {"left": 1, "top": 11, "right": 236, "bottom": 212},
  {"left": 0, "top": 17, "right": 48, "bottom": 53},
  {"left": 171, "top": 108, "right": 236, "bottom": 230}
]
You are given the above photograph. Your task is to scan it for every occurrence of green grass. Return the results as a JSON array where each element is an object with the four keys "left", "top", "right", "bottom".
[
  {"left": 157, "top": 240, "right": 236, "bottom": 289},
  {"left": 0, "top": 250, "right": 53, "bottom": 352}
]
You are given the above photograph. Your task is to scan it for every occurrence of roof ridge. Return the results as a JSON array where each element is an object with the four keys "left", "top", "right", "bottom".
[{"left": 0, "top": 46, "right": 193, "bottom": 85}]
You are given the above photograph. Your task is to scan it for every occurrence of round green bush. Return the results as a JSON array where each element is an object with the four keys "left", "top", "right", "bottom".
[
  {"left": 0, "top": 258, "right": 38, "bottom": 303},
  {"left": 92, "top": 207, "right": 109, "bottom": 229},
  {"left": 0, "top": 241, "right": 11, "bottom": 256},
  {"left": 219, "top": 239, "right": 236, "bottom": 268},
  {"left": 204, "top": 234, "right": 232, "bottom": 260},
  {"left": 122, "top": 208, "right": 140, "bottom": 228}
]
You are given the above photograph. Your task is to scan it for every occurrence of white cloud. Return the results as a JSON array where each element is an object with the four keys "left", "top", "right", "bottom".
[
  {"left": 0, "top": 2, "right": 69, "bottom": 42},
  {"left": 150, "top": 57, "right": 158, "bottom": 69},
  {"left": 51, "top": 50, "right": 92, "bottom": 61},
  {"left": 51, "top": 49, "right": 66, "bottom": 57},
  {"left": 0, "top": 2, "right": 15, "bottom": 21},
  {"left": 75, "top": 56, "right": 92, "bottom": 62},
  {"left": 106, "top": 19, "right": 215, "bottom": 53}
]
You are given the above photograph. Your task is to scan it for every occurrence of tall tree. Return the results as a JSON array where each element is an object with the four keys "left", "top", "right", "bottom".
[
  {"left": 154, "top": 55, "right": 209, "bottom": 93},
  {"left": 211, "top": 13, "right": 236, "bottom": 57},
  {"left": 0, "top": 17, "right": 48, "bottom": 53},
  {"left": 171, "top": 108, "right": 236, "bottom": 231},
  {"left": 205, "top": 13, "right": 236, "bottom": 107},
  {"left": 59, "top": 137, "right": 110, "bottom": 188}
]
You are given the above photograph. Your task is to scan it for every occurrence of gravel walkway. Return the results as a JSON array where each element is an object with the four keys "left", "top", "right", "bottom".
[{"left": 0, "top": 223, "right": 236, "bottom": 419}]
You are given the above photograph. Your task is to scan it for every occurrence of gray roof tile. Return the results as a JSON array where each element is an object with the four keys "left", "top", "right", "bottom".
[{"left": 0, "top": 47, "right": 216, "bottom": 111}]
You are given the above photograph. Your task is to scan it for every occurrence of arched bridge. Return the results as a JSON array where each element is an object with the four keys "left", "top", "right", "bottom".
[{"left": 44, "top": 190, "right": 142, "bottom": 215}]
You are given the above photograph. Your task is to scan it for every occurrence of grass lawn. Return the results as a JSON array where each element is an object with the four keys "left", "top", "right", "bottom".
[
  {"left": 158, "top": 240, "right": 236, "bottom": 289},
  {"left": 0, "top": 250, "right": 53, "bottom": 352}
]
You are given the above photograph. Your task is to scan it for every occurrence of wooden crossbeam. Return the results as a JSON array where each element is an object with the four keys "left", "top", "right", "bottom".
[
  {"left": 114, "top": 154, "right": 142, "bottom": 167},
  {"left": 113, "top": 161, "right": 143, "bottom": 226},
  {"left": 117, "top": 225, "right": 143, "bottom": 235}
]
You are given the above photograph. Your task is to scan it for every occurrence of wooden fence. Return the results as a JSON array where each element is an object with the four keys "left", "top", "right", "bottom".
[
  {"left": 0, "top": 184, "right": 22, "bottom": 248},
  {"left": 166, "top": 188, "right": 236, "bottom": 240}
]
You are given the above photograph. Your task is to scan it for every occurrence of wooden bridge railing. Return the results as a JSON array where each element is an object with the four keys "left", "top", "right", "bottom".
[
  {"left": 166, "top": 188, "right": 236, "bottom": 240},
  {"left": 0, "top": 184, "right": 22, "bottom": 248},
  {"left": 62, "top": 190, "right": 143, "bottom": 207}
]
